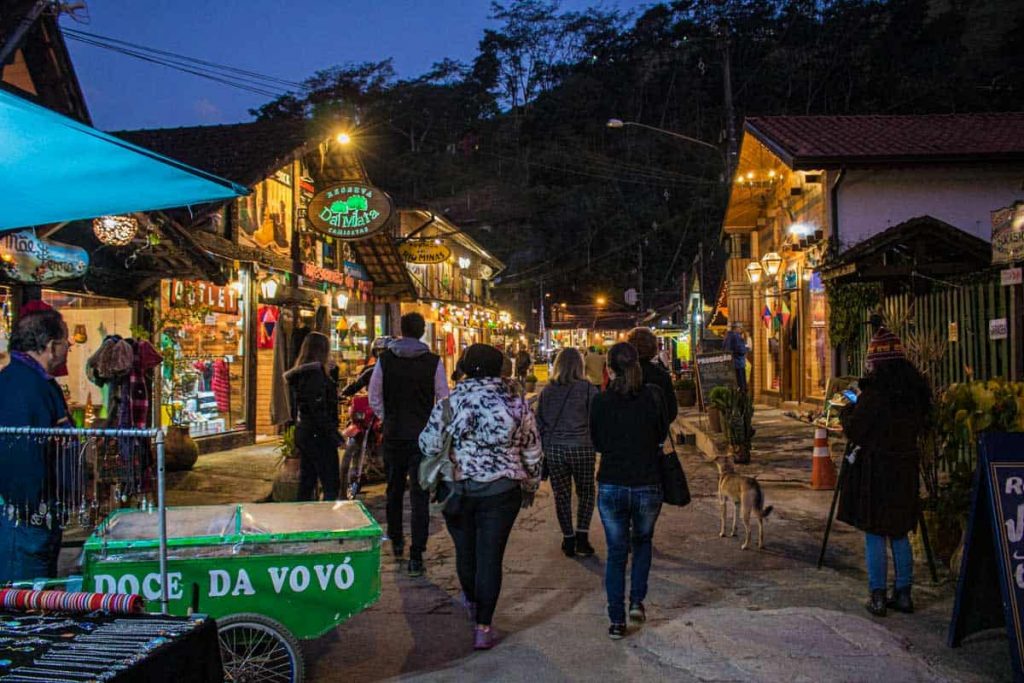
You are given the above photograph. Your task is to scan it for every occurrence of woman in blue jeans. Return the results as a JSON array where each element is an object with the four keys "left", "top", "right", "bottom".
[
  {"left": 838, "top": 328, "right": 932, "bottom": 616},
  {"left": 590, "top": 342, "right": 669, "bottom": 639}
]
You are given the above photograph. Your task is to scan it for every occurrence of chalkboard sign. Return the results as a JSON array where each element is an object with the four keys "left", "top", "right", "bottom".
[
  {"left": 694, "top": 352, "right": 737, "bottom": 410},
  {"left": 949, "top": 432, "right": 1024, "bottom": 679}
]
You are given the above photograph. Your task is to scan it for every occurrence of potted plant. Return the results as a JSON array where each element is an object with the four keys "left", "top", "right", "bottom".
[
  {"left": 674, "top": 378, "right": 697, "bottom": 408},
  {"left": 272, "top": 426, "right": 302, "bottom": 502},
  {"left": 707, "top": 385, "right": 732, "bottom": 434},
  {"left": 723, "top": 388, "right": 755, "bottom": 464},
  {"left": 161, "top": 343, "right": 199, "bottom": 472},
  {"left": 524, "top": 373, "right": 538, "bottom": 393}
]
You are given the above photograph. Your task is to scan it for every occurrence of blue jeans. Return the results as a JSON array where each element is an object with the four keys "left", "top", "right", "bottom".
[
  {"left": 0, "top": 514, "right": 62, "bottom": 584},
  {"left": 864, "top": 533, "right": 912, "bottom": 591},
  {"left": 598, "top": 483, "right": 662, "bottom": 624}
]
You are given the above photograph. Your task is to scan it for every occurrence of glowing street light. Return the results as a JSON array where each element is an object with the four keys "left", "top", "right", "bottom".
[
  {"left": 335, "top": 132, "right": 352, "bottom": 145},
  {"left": 595, "top": 295, "right": 607, "bottom": 306}
]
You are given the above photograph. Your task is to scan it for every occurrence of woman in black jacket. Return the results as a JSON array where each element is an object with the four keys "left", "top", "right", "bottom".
[
  {"left": 284, "top": 332, "right": 341, "bottom": 500},
  {"left": 839, "top": 328, "right": 932, "bottom": 616},
  {"left": 627, "top": 327, "right": 678, "bottom": 424},
  {"left": 591, "top": 342, "right": 669, "bottom": 640}
]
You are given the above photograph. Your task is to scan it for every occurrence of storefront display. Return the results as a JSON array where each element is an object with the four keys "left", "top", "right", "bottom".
[
  {"left": 332, "top": 302, "right": 382, "bottom": 386},
  {"left": 159, "top": 279, "right": 248, "bottom": 438}
]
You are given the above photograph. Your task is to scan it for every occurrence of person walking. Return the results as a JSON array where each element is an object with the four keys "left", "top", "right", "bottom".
[
  {"left": 341, "top": 336, "right": 391, "bottom": 397},
  {"left": 584, "top": 346, "right": 606, "bottom": 386},
  {"left": 0, "top": 309, "right": 73, "bottom": 582},
  {"left": 838, "top": 328, "right": 931, "bottom": 617},
  {"left": 536, "top": 348, "right": 599, "bottom": 558},
  {"left": 591, "top": 342, "right": 669, "bottom": 640},
  {"left": 723, "top": 322, "right": 749, "bottom": 393},
  {"left": 514, "top": 347, "right": 532, "bottom": 383},
  {"left": 627, "top": 327, "right": 678, "bottom": 424},
  {"left": 369, "top": 312, "right": 449, "bottom": 576},
  {"left": 419, "top": 344, "right": 542, "bottom": 650},
  {"left": 284, "top": 332, "right": 341, "bottom": 501}
]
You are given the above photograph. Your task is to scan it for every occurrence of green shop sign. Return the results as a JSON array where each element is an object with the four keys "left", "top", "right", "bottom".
[{"left": 307, "top": 182, "right": 394, "bottom": 240}]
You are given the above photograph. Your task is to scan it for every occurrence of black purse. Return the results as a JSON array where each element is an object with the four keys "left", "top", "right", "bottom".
[{"left": 660, "top": 442, "right": 691, "bottom": 507}]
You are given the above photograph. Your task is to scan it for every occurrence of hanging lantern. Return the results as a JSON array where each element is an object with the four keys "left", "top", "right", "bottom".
[
  {"left": 336, "top": 292, "right": 349, "bottom": 309},
  {"left": 260, "top": 276, "right": 279, "bottom": 299},
  {"left": 745, "top": 261, "right": 764, "bottom": 284},
  {"left": 92, "top": 215, "right": 138, "bottom": 246},
  {"left": 761, "top": 251, "right": 783, "bottom": 277}
]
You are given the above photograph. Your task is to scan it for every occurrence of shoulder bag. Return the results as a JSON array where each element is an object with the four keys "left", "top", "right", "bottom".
[
  {"left": 648, "top": 385, "right": 690, "bottom": 507},
  {"left": 418, "top": 399, "right": 455, "bottom": 496}
]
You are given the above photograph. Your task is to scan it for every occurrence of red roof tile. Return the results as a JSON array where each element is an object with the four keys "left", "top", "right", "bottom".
[{"left": 745, "top": 113, "right": 1024, "bottom": 168}]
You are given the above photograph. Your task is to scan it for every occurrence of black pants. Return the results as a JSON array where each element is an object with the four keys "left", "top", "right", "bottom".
[
  {"left": 735, "top": 366, "right": 747, "bottom": 393},
  {"left": 443, "top": 487, "right": 522, "bottom": 626},
  {"left": 384, "top": 439, "right": 430, "bottom": 558},
  {"left": 296, "top": 426, "right": 340, "bottom": 501}
]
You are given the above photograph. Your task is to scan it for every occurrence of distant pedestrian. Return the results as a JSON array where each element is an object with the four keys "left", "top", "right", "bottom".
[
  {"left": 369, "top": 312, "right": 449, "bottom": 576},
  {"left": 285, "top": 332, "right": 341, "bottom": 501},
  {"left": 341, "top": 336, "right": 391, "bottom": 398},
  {"left": 723, "top": 322, "right": 749, "bottom": 393},
  {"left": 627, "top": 327, "right": 678, "bottom": 424},
  {"left": 591, "top": 342, "right": 669, "bottom": 639},
  {"left": 419, "top": 344, "right": 542, "bottom": 650},
  {"left": 839, "top": 328, "right": 931, "bottom": 617},
  {"left": 584, "top": 345, "right": 606, "bottom": 386},
  {"left": 536, "top": 348, "right": 599, "bottom": 558},
  {"left": 515, "top": 348, "right": 532, "bottom": 381}
]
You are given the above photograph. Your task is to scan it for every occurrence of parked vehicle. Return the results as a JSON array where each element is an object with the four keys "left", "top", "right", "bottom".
[{"left": 340, "top": 394, "right": 383, "bottom": 499}]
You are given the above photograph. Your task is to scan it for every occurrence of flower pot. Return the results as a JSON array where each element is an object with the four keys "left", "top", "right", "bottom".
[
  {"left": 675, "top": 388, "right": 697, "bottom": 408},
  {"left": 707, "top": 406, "right": 723, "bottom": 433},
  {"left": 273, "top": 457, "right": 302, "bottom": 502},
  {"left": 164, "top": 425, "right": 198, "bottom": 472}
]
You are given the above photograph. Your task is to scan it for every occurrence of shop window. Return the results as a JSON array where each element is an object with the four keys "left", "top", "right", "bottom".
[
  {"left": 159, "top": 280, "right": 248, "bottom": 438},
  {"left": 804, "top": 272, "right": 828, "bottom": 398},
  {"left": 332, "top": 301, "right": 381, "bottom": 387}
]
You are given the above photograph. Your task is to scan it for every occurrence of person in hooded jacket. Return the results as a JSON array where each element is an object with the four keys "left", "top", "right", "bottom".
[
  {"left": 627, "top": 327, "right": 678, "bottom": 425},
  {"left": 284, "top": 332, "right": 341, "bottom": 501},
  {"left": 419, "top": 343, "right": 542, "bottom": 650},
  {"left": 839, "top": 327, "right": 932, "bottom": 617},
  {"left": 369, "top": 313, "right": 449, "bottom": 576}
]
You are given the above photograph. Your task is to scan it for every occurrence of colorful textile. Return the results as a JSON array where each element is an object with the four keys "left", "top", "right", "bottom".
[
  {"left": 866, "top": 327, "right": 907, "bottom": 366},
  {"left": 257, "top": 305, "right": 278, "bottom": 350},
  {"left": 212, "top": 359, "right": 230, "bottom": 413},
  {"left": 0, "top": 588, "right": 142, "bottom": 614},
  {"left": 128, "top": 339, "right": 162, "bottom": 429},
  {"left": 761, "top": 305, "right": 772, "bottom": 328}
]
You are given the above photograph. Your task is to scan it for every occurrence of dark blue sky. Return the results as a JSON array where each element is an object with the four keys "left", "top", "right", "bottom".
[{"left": 64, "top": 1, "right": 651, "bottom": 131}]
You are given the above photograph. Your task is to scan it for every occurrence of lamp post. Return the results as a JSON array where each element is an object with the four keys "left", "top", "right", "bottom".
[{"left": 606, "top": 118, "right": 720, "bottom": 153}]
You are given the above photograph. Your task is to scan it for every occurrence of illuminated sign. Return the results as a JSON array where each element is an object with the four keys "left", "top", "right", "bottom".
[
  {"left": 169, "top": 280, "right": 239, "bottom": 314},
  {"left": 0, "top": 230, "right": 88, "bottom": 284},
  {"left": 307, "top": 183, "right": 393, "bottom": 240},
  {"left": 398, "top": 242, "right": 451, "bottom": 264},
  {"left": 993, "top": 202, "right": 1024, "bottom": 265}
]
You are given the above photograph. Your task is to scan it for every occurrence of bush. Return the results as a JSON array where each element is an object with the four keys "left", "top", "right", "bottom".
[
  {"left": 674, "top": 378, "right": 696, "bottom": 391},
  {"left": 708, "top": 385, "right": 732, "bottom": 410}
]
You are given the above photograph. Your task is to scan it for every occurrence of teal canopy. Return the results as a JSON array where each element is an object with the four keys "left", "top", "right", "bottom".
[{"left": 0, "top": 88, "right": 248, "bottom": 231}]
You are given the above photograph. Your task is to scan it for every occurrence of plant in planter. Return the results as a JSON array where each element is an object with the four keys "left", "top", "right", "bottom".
[
  {"left": 160, "top": 344, "right": 199, "bottom": 471},
  {"left": 723, "top": 388, "right": 755, "bottom": 464},
  {"left": 707, "top": 385, "right": 732, "bottom": 434},
  {"left": 272, "top": 426, "right": 302, "bottom": 502},
  {"left": 524, "top": 374, "right": 538, "bottom": 393},
  {"left": 674, "top": 378, "right": 697, "bottom": 408}
]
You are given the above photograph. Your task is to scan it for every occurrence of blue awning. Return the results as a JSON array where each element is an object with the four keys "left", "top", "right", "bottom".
[{"left": 0, "top": 88, "right": 248, "bottom": 231}]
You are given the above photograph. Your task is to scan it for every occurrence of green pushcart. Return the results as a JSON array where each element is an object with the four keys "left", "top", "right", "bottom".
[{"left": 82, "top": 501, "right": 382, "bottom": 682}]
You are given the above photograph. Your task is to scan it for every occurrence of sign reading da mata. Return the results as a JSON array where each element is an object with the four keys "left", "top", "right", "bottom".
[
  {"left": 307, "top": 183, "right": 394, "bottom": 241},
  {"left": 949, "top": 433, "right": 1024, "bottom": 678}
]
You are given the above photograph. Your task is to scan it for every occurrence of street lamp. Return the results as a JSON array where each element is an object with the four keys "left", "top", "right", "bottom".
[
  {"left": 595, "top": 295, "right": 607, "bottom": 307},
  {"left": 606, "top": 118, "right": 719, "bottom": 152},
  {"left": 335, "top": 132, "right": 352, "bottom": 145},
  {"left": 745, "top": 261, "right": 764, "bottom": 284},
  {"left": 761, "top": 251, "right": 783, "bottom": 277}
]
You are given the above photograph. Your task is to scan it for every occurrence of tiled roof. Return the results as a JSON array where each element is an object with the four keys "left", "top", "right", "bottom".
[
  {"left": 745, "top": 113, "right": 1024, "bottom": 168},
  {"left": 113, "top": 119, "right": 313, "bottom": 187}
]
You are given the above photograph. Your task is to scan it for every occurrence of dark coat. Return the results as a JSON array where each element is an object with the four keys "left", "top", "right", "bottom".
[
  {"left": 837, "top": 386, "right": 924, "bottom": 537},
  {"left": 641, "top": 361, "right": 678, "bottom": 425},
  {"left": 284, "top": 362, "right": 339, "bottom": 434}
]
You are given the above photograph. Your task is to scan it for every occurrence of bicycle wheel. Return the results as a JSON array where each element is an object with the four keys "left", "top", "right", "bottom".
[{"left": 218, "top": 612, "right": 305, "bottom": 683}]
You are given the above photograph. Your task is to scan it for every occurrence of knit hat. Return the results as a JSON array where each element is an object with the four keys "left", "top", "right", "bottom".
[
  {"left": 461, "top": 344, "right": 504, "bottom": 379},
  {"left": 866, "top": 327, "right": 906, "bottom": 367}
]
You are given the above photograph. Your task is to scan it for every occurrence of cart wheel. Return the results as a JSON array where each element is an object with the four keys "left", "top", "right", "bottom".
[{"left": 218, "top": 612, "right": 305, "bottom": 683}]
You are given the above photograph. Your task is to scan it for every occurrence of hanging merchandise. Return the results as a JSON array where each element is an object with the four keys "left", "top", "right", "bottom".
[
  {"left": 72, "top": 324, "right": 88, "bottom": 345},
  {"left": 211, "top": 359, "right": 231, "bottom": 413},
  {"left": 257, "top": 305, "right": 278, "bottom": 349},
  {"left": 762, "top": 305, "right": 773, "bottom": 329}
]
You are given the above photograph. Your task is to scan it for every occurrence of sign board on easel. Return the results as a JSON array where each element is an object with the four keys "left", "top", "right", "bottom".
[
  {"left": 694, "top": 352, "right": 737, "bottom": 410},
  {"left": 949, "top": 432, "right": 1024, "bottom": 678}
]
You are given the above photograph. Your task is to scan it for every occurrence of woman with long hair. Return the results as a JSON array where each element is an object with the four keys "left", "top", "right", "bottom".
[
  {"left": 419, "top": 344, "right": 543, "bottom": 650},
  {"left": 839, "top": 328, "right": 932, "bottom": 616},
  {"left": 284, "top": 331, "right": 341, "bottom": 500},
  {"left": 536, "top": 348, "right": 599, "bottom": 557},
  {"left": 590, "top": 342, "right": 669, "bottom": 639}
]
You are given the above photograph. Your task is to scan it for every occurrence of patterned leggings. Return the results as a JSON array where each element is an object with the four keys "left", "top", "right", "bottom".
[{"left": 546, "top": 445, "right": 596, "bottom": 537}]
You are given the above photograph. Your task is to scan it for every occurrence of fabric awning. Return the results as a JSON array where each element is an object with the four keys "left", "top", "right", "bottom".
[{"left": 0, "top": 88, "right": 248, "bottom": 230}]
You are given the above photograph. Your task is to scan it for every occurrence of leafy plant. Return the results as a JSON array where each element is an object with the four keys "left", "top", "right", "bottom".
[
  {"left": 275, "top": 425, "right": 298, "bottom": 464},
  {"left": 673, "top": 378, "right": 695, "bottom": 391},
  {"left": 723, "top": 388, "right": 755, "bottom": 448},
  {"left": 708, "top": 385, "right": 732, "bottom": 411},
  {"left": 823, "top": 281, "right": 881, "bottom": 348}
]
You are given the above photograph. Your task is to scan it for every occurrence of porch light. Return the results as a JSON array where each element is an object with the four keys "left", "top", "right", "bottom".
[
  {"left": 745, "top": 261, "right": 764, "bottom": 284},
  {"left": 260, "top": 276, "right": 279, "bottom": 299},
  {"left": 458, "top": 257, "right": 471, "bottom": 269},
  {"left": 92, "top": 215, "right": 138, "bottom": 246},
  {"left": 336, "top": 292, "right": 349, "bottom": 309},
  {"left": 761, "top": 251, "right": 783, "bottom": 277}
]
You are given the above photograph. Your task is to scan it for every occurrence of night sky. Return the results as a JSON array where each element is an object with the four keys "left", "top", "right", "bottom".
[{"left": 64, "top": 0, "right": 651, "bottom": 132}]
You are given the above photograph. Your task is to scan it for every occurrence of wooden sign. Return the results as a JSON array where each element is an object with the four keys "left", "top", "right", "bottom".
[
  {"left": 169, "top": 280, "right": 239, "bottom": 314},
  {"left": 694, "top": 352, "right": 737, "bottom": 410},
  {"left": 0, "top": 230, "right": 88, "bottom": 284},
  {"left": 949, "top": 433, "right": 1024, "bottom": 678},
  {"left": 307, "top": 183, "right": 394, "bottom": 240},
  {"left": 398, "top": 242, "right": 451, "bottom": 264}
]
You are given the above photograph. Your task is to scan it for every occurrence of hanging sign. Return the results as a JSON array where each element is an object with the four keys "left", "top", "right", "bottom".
[
  {"left": 306, "top": 183, "right": 393, "bottom": 240},
  {"left": 1002, "top": 267, "right": 1023, "bottom": 286},
  {"left": 990, "top": 318, "right": 1009, "bottom": 340},
  {"left": 169, "top": 280, "right": 239, "bottom": 314},
  {"left": 398, "top": 242, "right": 451, "bottom": 264},
  {"left": 0, "top": 230, "right": 88, "bottom": 284},
  {"left": 948, "top": 322, "right": 959, "bottom": 343},
  {"left": 949, "top": 433, "right": 1024, "bottom": 678},
  {"left": 992, "top": 202, "right": 1024, "bottom": 265}
]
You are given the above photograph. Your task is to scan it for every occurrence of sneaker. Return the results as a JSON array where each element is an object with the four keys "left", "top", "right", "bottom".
[
  {"left": 391, "top": 541, "right": 405, "bottom": 561},
  {"left": 473, "top": 625, "right": 495, "bottom": 650},
  {"left": 628, "top": 602, "right": 646, "bottom": 624},
  {"left": 866, "top": 589, "right": 887, "bottom": 617},
  {"left": 561, "top": 536, "right": 576, "bottom": 557},
  {"left": 407, "top": 558, "right": 425, "bottom": 577},
  {"left": 575, "top": 531, "right": 595, "bottom": 557},
  {"left": 887, "top": 587, "right": 914, "bottom": 614},
  {"left": 608, "top": 623, "right": 626, "bottom": 640}
]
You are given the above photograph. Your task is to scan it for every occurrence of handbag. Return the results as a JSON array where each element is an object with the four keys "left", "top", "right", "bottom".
[{"left": 660, "top": 441, "right": 691, "bottom": 507}]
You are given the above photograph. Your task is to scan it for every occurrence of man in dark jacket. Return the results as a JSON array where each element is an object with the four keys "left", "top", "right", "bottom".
[
  {"left": 723, "top": 322, "right": 748, "bottom": 393},
  {"left": 369, "top": 313, "right": 449, "bottom": 576},
  {"left": 0, "top": 309, "right": 72, "bottom": 582}
]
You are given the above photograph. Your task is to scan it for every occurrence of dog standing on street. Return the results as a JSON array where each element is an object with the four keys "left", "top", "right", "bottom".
[{"left": 714, "top": 450, "right": 773, "bottom": 550}]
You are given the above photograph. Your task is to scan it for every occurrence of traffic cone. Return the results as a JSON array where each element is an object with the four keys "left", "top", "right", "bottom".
[{"left": 811, "top": 427, "right": 837, "bottom": 490}]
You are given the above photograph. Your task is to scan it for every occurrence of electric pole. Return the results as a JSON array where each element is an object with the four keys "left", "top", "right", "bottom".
[{"left": 717, "top": 20, "right": 738, "bottom": 183}]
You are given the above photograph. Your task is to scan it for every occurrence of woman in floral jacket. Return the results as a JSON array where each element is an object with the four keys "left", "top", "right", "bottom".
[{"left": 419, "top": 343, "right": 543, "bottom": 650}]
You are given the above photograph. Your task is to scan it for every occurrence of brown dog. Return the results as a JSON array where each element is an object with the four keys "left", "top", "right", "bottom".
[{"left": 714, "top": 450, "right": 773, "bottom": 550}]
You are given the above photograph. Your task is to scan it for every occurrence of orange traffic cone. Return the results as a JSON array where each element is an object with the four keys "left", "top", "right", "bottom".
[{"left": 811, "top": 427, "right": 837, "bottom": 490}]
